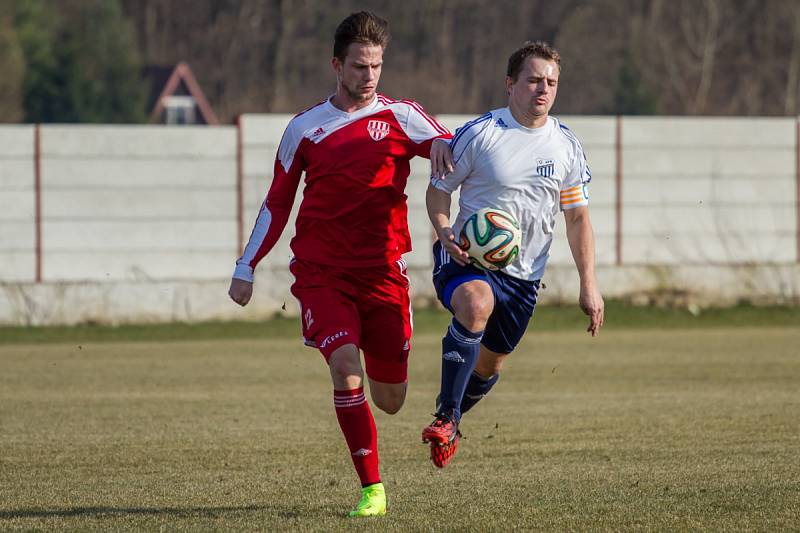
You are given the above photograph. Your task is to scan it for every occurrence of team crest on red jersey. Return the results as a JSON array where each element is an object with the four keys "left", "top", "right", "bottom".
[{"left": 367, "top": 120, "right": 391, "bottom": 141}]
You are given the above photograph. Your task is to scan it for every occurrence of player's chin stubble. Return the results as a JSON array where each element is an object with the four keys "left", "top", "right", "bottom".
[{"left": 345, "top": 85, "right": 373, "bottom": 103}]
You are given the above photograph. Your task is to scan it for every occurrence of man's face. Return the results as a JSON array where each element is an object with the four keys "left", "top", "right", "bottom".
[
  {"left": 333, "top": 43, "right": 383, "bottom": 104},
  {"left": 507, "top": 56, "right": 559, "bottom": 118}
]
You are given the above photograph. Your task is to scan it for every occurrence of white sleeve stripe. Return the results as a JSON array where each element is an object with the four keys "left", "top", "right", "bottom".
[
  {"left": 276, "top": 128, "right": 296, "bottom": 173},
  {"left": 557, "top": 121, "right": 590, "bottom": 177},
  {"left": 403, "top": 99, "right": 449, "bottom": 136},
  {"left": 451, "top": 113, "right": 492, "bottom": 152},
  {"left": 238, "top": 202, "right": 273, "bottom": 265}
]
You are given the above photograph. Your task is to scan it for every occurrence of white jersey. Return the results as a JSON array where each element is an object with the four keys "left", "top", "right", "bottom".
[{"left": 431, "top": 107, "right": 591, "bottom": 281}]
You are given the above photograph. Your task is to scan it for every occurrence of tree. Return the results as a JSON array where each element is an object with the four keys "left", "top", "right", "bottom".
[
  {"left": 13, "top": 0, "right": 60, "bottom": 123},
  {"left": 117, "top": 0, "right": 800, "bottom": 118},
  {"left": 613, "top": 51, "right": 658, "bottom": 115},
  {"left": 780, "top": 1, "right": 800, "bottom": 115},
  {"left": 0, "top": 8, "right": 25, "bottom": 122},
  {"left": 15, "top": 0, "right": 147, "bottom": 123},
  {"left": 58, "top": 0, "right": 147, "bottom": 123}
]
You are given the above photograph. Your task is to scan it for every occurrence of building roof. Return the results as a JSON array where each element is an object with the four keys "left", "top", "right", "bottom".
[{"left": 145, "top": 62, "right": 219, "bottom": 125}]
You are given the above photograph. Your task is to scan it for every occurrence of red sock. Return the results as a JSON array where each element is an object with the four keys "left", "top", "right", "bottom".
[{"left": 334, "top": 387, "right": 380, "bottom": 486}]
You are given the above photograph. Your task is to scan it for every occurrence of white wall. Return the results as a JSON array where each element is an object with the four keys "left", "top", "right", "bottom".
[
  {"left": 0, "top": 126, "right": 36, "bottom": 282},
  {"left": 38, "top": 125, "right": 238, "bottom": 281},
  {"left": 0, "top": 116, "right": 797, "bottom": 325},
  {"left": 620, "top": 117, "right": 796, "bottom": 264}
]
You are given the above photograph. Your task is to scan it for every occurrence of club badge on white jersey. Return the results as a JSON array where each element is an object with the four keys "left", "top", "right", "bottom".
[{"left": 536, "top": 158, "right": 556, "bottom": 177}]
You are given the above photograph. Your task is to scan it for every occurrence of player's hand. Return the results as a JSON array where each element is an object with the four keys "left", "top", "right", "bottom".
[
  {"left": 579, "top": 285, "right": 604, "bottom": 336},
  {"left": 228, "top": 278, "right": 254, "bottom": 306},
  {"left": 438, "top": 227, "right": 470, "bottom": 266},
  {"left": 430, "top": 138, "right": 454, "bottom": 179}
]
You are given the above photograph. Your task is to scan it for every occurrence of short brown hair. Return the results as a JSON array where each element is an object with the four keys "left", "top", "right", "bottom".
[
  {"left": 506, "top": 41, "right": 561, "bottom": 81},
  {"left": 333, "top": 11, "right": 390, "bottom": 62}
]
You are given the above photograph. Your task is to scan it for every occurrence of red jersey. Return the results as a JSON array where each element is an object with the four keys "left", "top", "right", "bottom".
[{"left": 234, "top": 95, "right": 451, "bottom": 281}]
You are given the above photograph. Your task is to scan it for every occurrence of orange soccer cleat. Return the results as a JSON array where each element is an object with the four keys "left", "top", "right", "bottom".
[{"left": 422, "top": 413, "right": 461, "bottom": 468}]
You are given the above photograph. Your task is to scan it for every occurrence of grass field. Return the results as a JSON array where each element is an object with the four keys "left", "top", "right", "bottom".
[{"left": 1, "top": 305, "right": 799, "bottom": 531}]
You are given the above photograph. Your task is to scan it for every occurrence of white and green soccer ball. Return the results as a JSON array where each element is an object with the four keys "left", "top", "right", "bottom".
[{"left": 458, "top": 207, "right": 521, "bottom": 271}]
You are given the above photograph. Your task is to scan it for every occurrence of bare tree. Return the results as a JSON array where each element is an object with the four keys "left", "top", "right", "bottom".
[
  {"left": 118, "top": 0, "right": 800, "bottom": 120},
  {"left": 782, "top": 1, "right": 800, "bottom": 115}
]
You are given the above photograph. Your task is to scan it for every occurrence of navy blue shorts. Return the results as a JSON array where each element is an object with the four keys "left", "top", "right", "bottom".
[{"left": 432, "top": 240, "right": 540, "bottom": 354}]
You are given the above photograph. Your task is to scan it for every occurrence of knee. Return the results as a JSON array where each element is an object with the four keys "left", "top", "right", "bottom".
[
  {"left": 330, "top": 360, "right": 362, "bottom": 383},
  {"left": 328, "top": 348, "right": 363, "bottom": 385},
  {"left": 453, "top": 285, "right": 493, "bottom": 330}
]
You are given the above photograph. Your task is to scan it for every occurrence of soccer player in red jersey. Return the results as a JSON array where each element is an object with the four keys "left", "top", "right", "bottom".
[{"left": 228, "top": 12, "right": 450, "bottom": 517}]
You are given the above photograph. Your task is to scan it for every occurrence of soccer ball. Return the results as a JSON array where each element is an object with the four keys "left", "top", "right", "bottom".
[{"left": 458, "top": 207, "right": 521, "bottom": 271}]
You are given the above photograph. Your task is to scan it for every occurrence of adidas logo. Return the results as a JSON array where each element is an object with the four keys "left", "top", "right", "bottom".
[
  {"left": 495, "top": 118, "right": 508, "bottom": 128},
  {"left": 352, "top": 448, "right": 372, "bottom": 457},
  {"left": 443, "top": 351, "right": 465, "bottom": 363},
  {"left": 310, "top": 127, "right": 325, "bottom": 137}
]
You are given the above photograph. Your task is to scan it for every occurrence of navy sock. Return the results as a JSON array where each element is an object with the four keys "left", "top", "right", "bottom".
[
  {"left": 438, "top": 318, "right": 483, "bottom": 422},
  {"left": 460, "top": 372, "right": 500, "bottom": 415}
]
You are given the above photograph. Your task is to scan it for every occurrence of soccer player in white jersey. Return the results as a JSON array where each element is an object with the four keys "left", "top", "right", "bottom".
[
  {"left": 228, "top": 12, "right": 450, "bottom": 514},
  {"left": 421, "top": 41, "right": 604, "bottom": 468}
]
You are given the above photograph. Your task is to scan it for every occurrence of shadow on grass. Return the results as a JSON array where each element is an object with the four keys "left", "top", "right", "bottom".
[{"left": 0, "top": 504, "right": 282, "bottom": 520}]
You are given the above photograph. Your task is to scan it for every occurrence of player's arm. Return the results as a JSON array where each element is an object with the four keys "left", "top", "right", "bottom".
[
  {"left": 229, "top": 133, "right": 305, "bottom": 307},
  {"left": 426, "top": 184, "right": 469, "bottom": 265},
  {"left": 426, "top": 115, "right": 484, "bottom": 265},
  {"left": 563, "top": 206, "right": 604, "bottom": 336}
]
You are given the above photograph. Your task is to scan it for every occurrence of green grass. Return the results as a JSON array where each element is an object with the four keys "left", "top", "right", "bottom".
[
  {"left": 1, "top": 322, "right": 798, "bottom": 531},
  {"left": 1, "top": 301, "right": 799, "bottom": 345}
]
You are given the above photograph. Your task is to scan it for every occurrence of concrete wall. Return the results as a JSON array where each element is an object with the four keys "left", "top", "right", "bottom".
[
  {"left": 0, "top": 116, "right": 797, "bottom": 325},
  {"left": 620, "top": 117, "right": 796, "bottom": 264},
  {"left": 0, "top": 126, "right": 35, "bottom": 282},
  {"left": 40, "top": 125, "right": 239, "bottom": 281}
]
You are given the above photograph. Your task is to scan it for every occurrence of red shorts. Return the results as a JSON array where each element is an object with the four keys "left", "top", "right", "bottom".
[{"left": 289, "top": 257, "right": 413, "bottom": 384}]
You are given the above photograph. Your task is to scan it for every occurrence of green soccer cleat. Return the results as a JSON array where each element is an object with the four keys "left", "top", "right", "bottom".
[{"left": 347, "top": 482, "right": 387, "bottom": 517}]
